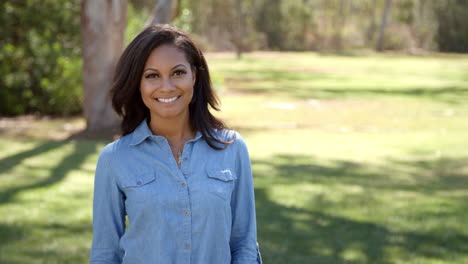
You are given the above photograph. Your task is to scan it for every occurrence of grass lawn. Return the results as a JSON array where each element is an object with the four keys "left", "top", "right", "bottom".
[{"left": 1, "top": 52, "right": 468, "bottom": 263}]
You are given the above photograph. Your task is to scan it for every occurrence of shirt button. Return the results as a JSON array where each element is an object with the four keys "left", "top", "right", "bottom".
[
  {"left": 184, "top": 210, "right": 190, "bottom": 216},
  {"left": 184, "top": 243, "right": 190, "bottom": 249},
  {"left": 181, "top": 182, "right": 186, "bottom": 187},
  {"left": 183, "top": 157, "right": 188, "bottom": 161},
  {"left": 136, "top": 181, "right": 142, "bottom": 185}
]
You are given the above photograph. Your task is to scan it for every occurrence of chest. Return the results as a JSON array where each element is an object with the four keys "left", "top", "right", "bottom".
[{"left": 113, "top": 142, "right": 238, "bottom": 217}]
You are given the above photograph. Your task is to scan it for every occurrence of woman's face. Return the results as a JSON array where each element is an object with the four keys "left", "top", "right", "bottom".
[{"left": 140, "top": 44, "right": 196, "bottom": 122}]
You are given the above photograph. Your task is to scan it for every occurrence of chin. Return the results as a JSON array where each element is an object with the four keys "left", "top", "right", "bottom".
[{"left": 151, "top": 109, "right": 188, "bottom": 120}]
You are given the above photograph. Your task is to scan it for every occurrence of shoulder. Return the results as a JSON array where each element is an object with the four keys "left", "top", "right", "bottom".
[
  {"left": 217, "top": 130, "right": 253, "bottom": 176},
  {"left": 211, "top": 128, "right": 249, "bottom": 155},
  {"left": 211, "top": 128, "right": 243, "bottom": 145},
  {"left": 97, "top": 134, "right": 133, "bottom": 162},
  {"left": 211, "top": 128, "right": 236, "bottom": 142},
  {"left": 95, "top": 136, "right": 134, "bottom": 181}
]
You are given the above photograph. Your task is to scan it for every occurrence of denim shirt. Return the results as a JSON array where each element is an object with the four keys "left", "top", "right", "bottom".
[{"left": 89, "top": 120, "right": 262, "bottom": 264}]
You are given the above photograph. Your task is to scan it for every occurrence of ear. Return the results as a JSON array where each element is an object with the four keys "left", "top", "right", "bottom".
[{"left": 191, "top": 68, "right": 196, "bottom": 86}]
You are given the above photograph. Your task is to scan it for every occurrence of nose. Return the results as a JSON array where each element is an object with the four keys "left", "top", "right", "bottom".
[{"left": 160, "top": 77, "right": 175, "bottom": 92}]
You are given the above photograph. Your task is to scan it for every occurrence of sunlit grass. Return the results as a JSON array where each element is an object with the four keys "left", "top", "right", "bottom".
[
  {"left": 208, "top": 52, "right": 468, "bottom": 103},
  {"left": 1, "top": 52, "right": 468, "bottom": 263}
]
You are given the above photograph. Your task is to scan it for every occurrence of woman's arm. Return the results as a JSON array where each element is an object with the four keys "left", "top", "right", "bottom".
[
  {"left": 89, "top": 146, "right": 126, "bottom": 264},
  {"left": 230, "top": 134, "right": 263, "bottom": 264}
]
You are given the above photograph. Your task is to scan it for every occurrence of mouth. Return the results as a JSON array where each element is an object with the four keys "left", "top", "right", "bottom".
[{"left": 155, "top": 96, "right": 180, "bottom": 103}]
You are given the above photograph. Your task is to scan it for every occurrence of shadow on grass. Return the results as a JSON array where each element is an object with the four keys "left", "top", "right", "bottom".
[
  {"left": 0, "top": 140, "right": 98, "bottom": 204},
  {"left": 254, "top": 154, "right": 468, "bottom": 193},
  {"left": 0, "top": 141, "right": 65, "bottom": 175},
  {"left": 222, "top": 68, "right": 468, "bottom": 104},
  {"left": 236, "top": 83, "right": 468, "bottom": 104},
  {"left": 0, "top": 223, "right": 29, "bottom": 264},
  {"left": 320, "top": 86, "right": 468, "bottom": 105},
  {"left": 0, "top": 223, "right": 25, "bottom": 247},
  {"left": 253, "top": 153, "right": 468, "bottom": 263},
  {"left": 0, "top": 222, "right": 92, "bottom": 264},
  {"left": 1, "top": 140, "right": 467, "bottom": 263},
  {"left": 256, "top": 188, "right": 389, "bottom": 264}
]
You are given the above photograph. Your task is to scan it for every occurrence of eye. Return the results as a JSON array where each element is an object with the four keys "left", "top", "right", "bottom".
[
  {"left": 145, "top": 73, "right": 159, "bottom": 79},
  {"left": 173, "top": 70, "right": 187, "bottom": 76}
]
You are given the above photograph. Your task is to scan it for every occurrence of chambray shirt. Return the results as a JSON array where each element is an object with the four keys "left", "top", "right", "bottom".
[{"left": 89, "top": 120, "right": 262, "bottom": 264}]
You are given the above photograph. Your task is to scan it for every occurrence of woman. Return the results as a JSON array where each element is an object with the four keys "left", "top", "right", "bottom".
[{"left": 89, "top": 24, "right": 262, "bottom": 264}]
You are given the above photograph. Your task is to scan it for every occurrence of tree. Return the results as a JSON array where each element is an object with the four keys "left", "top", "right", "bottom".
[
  {"left": 377, "top": 0, "right": 392, "bottom": 51},
  {"left": 0, "top": 1, "right": 82, "bottom": 116},
  {"left": 234, "top": 0, "right": 245, "bottom": 59},
  {"left": 256, "top": 0, "right": 284, "bottom": 50},
  {"left": 435, "top": 0, "right": 468, "bottom": 53},
  {"left": 331, "top": 0, "right": 347, "bottom": 51},
  {"left": 365, "top": 0, "right": 379, "bottom": 45},
  {"left": 150, "top": 0, "right": 179, "bottom": 25},
  {"left": 81, "top": 0, "right": 128, "bottom": 131}
]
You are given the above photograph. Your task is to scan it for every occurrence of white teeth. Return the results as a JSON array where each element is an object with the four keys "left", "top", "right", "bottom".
[{"left": 157, "top": 96, "right": 179, "bottom": 103}]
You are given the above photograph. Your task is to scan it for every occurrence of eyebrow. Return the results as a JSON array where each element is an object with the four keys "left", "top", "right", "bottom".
[{"left": 143, "top": 64, "right": 187, "bottom": 72}]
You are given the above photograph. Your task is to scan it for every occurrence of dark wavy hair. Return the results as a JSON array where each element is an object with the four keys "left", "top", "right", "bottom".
[{"left": 111, "top": 24, "right": 232, "bottom": 149}]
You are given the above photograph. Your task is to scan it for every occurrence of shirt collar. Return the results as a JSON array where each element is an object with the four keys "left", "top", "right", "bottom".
[
  {"left": 129, "top": 119, "right": 154, "bottom": 146},
  {"left": 129, "top": 119, "right": 203, "bottom": 146}
]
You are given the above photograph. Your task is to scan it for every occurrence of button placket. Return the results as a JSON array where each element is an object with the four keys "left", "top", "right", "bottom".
[
  {"left": 180, "top": 143, "right": 192, "bottom": 175},
  {"left": 178, "top": 169, "right": 192, "bottom": 254}
]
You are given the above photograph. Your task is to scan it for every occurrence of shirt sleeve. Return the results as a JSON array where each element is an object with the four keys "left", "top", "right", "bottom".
[
  {"left": 89, "top": 146, "right": 126, "bottom": 264},
  {"left": 230, "top": 134, "right": 263, "bottom": 264}
]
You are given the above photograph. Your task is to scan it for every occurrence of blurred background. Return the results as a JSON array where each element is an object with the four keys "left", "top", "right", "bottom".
[{"left": 0, "top": 0, "right": 467, "bottom": 263}]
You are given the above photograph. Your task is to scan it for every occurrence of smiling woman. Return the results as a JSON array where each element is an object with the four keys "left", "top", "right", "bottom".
[{"left": 89, "top": 24, "right": 262, "bottom": 264}]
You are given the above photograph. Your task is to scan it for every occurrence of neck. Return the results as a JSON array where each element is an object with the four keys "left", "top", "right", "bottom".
[{"left": 148, "top": 114, "right": 194, "bottom": 142}]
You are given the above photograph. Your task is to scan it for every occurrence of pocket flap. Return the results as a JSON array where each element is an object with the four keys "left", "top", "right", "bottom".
[
  {"left": 207, "top": 168, "right": 236, "bottom": 182},
  {"left": 120, "top": 172, "right": 156, "bottom": 188}
]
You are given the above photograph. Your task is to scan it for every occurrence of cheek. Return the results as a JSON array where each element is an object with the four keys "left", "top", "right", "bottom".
[
  {"left": 139, "top": 84, "right": 148, "bottom": 96},
  {"left": 139, "top": 84, "right": 154, "bottom": 108},
  {"left": 172, "top": 78, "right": 194, "bottom": 93},
  {"left": 140, "top": 80, "right": 155, "bottom": 96}
]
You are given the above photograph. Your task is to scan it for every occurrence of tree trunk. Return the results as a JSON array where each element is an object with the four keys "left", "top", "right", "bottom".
[
  {"left": 301, "top": 0, "right": 309, "bottom": 50},
  {"left": 190, "top": 0, "right": 207, "bottom": 35},
  {"left": 334, "top": 0, "right": 346, "bottom": 51},
  {"left": 81, "top": 0, "right": 128, "bottom": 131},
  {"left": 235, "top": 0, "right": 244, "bottom": 59},
  {"left": 366, "top": 0, "right": 378, "bottom": 44},
  {"left": 377, "top": 0, "right": 392, "bottom": 51},
  {"left": 150, "top": 0, "right": 179, "bottom": 25}
]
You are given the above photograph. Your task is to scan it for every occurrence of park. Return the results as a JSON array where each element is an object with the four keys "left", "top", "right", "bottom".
[{"left": 1, "top": 1, "right": 468, "bottom": 263}]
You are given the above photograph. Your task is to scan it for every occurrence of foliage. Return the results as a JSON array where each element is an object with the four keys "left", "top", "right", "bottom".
[
  {"left": 435, "top": 0, "right": 468, "bottom": 53},
  {"left": 0, "top": 0, "right": 82, "bottom": 116},
  {"left": 2, "top": 0, "right": 468, "bottom": 117},
  {"left": 129, "top": 0, "right": 468, "bottom": 53},
  {"left": 179, "top": 0, "right": 467, "bottom": 53},
  {"left": 125, "top": 3, "right": 152, "bottom": 45}
]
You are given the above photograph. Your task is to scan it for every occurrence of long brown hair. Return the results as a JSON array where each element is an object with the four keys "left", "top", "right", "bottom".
[{"left": 111, "top": 24, "right": 232, "bottom": 149}]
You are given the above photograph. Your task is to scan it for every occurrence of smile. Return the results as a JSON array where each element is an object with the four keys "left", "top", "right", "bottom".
[{"left": 156, "top": 96, "right": 180, "bottom": 103}]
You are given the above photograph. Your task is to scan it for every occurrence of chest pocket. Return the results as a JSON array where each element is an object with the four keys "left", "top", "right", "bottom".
[
  {"left": 120, "top": 172, "right": 157, "bottom": 203},
  {"left": 206, "top": 168, "right": 237, "bottom": 201}
]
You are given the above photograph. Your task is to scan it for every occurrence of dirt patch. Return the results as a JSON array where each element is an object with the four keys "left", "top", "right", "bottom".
[{"left": 0, "top": 115, "right": 115, "bottom": 141}]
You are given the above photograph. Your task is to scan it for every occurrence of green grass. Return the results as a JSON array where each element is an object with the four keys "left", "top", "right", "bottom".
[{"left": 1, "top": 52, "right": 468, "bottom": 263}]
